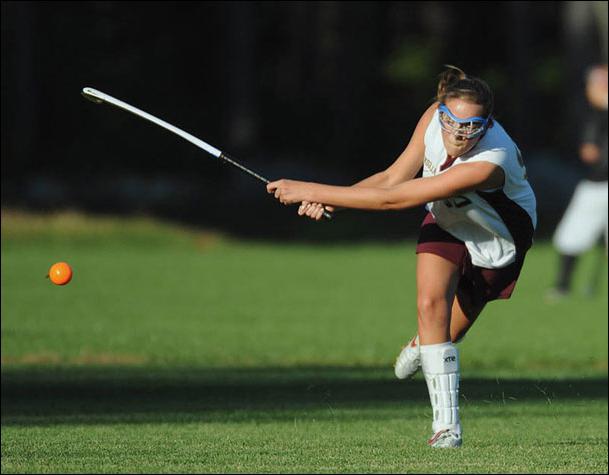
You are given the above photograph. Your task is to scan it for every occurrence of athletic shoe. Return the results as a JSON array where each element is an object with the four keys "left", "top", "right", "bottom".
[
  {"left": 394, "top": 335, "right": 420, "bottom": 379},
  {"left": 427, "top": 429, "right": 462, "bottom": 448}
]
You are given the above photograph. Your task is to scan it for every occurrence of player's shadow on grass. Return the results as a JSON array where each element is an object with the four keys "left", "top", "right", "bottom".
[{"left": 2, "top": 366, "right": 607, "bottom": 426}]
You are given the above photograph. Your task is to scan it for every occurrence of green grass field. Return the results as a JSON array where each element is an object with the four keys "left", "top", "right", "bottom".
[{"left": 2, "top": 210, "right": 607, "bottom": 473}]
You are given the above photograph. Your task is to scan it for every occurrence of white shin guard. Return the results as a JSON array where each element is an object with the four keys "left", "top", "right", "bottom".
[{"left": 420, "top": 341, "right": 461, "bottom": 435}]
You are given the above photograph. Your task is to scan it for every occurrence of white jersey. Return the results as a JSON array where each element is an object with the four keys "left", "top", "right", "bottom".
[{"left": 423, "top": 109, "right": 537, "bottom": 268}]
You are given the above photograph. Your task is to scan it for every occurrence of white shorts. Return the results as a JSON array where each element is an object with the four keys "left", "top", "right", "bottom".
[{"left": 553, "top": 179, "right": 608, "bottom": 255}]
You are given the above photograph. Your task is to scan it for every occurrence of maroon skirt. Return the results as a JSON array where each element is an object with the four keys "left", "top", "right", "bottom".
[{"left": 416, "top": 212, "right": 529, "bottom": 306}]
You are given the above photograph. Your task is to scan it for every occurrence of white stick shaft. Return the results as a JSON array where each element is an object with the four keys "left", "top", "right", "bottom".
[{"left": 81, "top": 87, "right": 223, "bottom": 158}]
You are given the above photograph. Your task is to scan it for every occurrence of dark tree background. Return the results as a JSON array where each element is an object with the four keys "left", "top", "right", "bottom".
[{"left": 2, "top": 1, "right": 607, "bottom": 239}]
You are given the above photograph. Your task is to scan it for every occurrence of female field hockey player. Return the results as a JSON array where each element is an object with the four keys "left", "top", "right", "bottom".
[{"left": 267, "top": 66, "right": 537, "bottom": 448}]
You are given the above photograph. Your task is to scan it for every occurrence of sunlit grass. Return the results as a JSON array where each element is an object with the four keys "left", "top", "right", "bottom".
[{"left": 2, "top": 210, "right": 607, "bottom": 473}]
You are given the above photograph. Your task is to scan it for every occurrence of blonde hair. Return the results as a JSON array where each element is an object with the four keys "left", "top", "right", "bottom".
[{"left": 436, "top": 65, "right": 494, "bottom": 118}]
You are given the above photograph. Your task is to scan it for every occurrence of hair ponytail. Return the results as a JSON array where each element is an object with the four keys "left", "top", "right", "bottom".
[{"left": 437, "top": 65, "right": 467, "bottom": 102}]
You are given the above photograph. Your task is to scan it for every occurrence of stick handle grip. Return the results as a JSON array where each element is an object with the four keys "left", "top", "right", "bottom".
[{"left": 220, "top": 153, "right": 333, "bottom": 220}]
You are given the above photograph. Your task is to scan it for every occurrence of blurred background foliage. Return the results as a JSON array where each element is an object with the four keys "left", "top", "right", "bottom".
[{"left": 1, "top": 1, "right": 607, "bottom": 239}]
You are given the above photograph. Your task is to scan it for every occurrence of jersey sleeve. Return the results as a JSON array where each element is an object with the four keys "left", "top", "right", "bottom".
[
  {"left": 466, "top": 146, "right": 512, "bottom": 175},
  {"left": 465, "top": 143, "right": 525, "bottom": 190}
]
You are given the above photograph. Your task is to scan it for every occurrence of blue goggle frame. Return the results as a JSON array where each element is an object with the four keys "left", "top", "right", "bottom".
[{"left": 438, "top": 103, "right": 490, "bottom": 139}]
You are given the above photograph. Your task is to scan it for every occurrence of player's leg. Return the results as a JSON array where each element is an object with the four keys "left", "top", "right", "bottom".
[
  {"left": 416, "top": 252, "right": 463, "bottom": 448},
  {"left": 551, "top": 180, "right": 607, "bottom": 297},
  {"left": 585, "top": 188, "right": 609, "bottom": 296},
  {"left": 416, "top": 252, "right": 460, "bottom": 344},
  {"left": 414, "top": 250, "right": 517, "bottom": 448},
  {"left": 395, "top": 213, "right": 467, "bottom": 380},
  {"left": 400, "top": 232, "right": 531, "bottom": 448},
  {"left": 550, "top": 253, "right": 578, "bottom": 297},
  {"left": 394, "top": 277, "right": 484, "bottom": 380},
  {"left": 450, "top": 288, "right": 486, "bottom": 343}
]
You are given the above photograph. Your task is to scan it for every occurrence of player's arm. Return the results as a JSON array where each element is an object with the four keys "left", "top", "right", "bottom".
[
  {"left": 268, "top": 162, "right": 504, "bottom": 211},
  {"left": 377, "top": 161, "right": 505, "bottom": 209},
  {"left": 579, "top": 118, "right": 602, "bottom": 164},
  {"left": 298, "top": 103, "right": 437, "bottom": 218}
]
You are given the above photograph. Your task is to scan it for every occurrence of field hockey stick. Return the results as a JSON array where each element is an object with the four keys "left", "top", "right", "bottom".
[{"left": 81, "top": 87, "right": 333, "bottom": 220}]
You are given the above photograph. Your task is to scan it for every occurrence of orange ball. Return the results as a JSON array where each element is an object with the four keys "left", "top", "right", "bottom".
[{"left": 48, "top": 262, "right": 73, "bottom": 286}]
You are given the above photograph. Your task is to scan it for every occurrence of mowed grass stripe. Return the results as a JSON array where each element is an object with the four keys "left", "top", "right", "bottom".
[
  {"left": 2, "top": 402, "right": 607, "bottom": 473},
  {"left": 1, "top": 234, "right": 606, "bottom": 372}
]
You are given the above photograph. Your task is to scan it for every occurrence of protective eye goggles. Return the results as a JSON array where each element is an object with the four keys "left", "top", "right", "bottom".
[{"left": 438, "top": 103, "right": 489, "bottom": 139}]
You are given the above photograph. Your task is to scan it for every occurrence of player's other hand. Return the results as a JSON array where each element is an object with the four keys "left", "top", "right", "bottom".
[{"left": 298, "top": 202, "right": 334, "bottom": 221}]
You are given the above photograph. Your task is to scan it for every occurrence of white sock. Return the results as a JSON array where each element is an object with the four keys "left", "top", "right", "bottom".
[{"left": 420, "top": 341, "right": 461, "bottom": 435}]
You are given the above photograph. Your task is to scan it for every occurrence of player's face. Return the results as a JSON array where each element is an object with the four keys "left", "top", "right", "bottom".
[{"left": 440, "top": 99, "right": 487, "bottom": 157}]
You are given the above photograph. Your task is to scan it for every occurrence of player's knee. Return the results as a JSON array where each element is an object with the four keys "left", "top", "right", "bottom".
[{"left": 417, "top": 295, "right": 449, "bottom": 325}]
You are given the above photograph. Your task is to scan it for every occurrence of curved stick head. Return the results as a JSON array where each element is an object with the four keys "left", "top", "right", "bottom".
[{"left": 81, "top": 87, "right": 105, "bottom": 104}]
